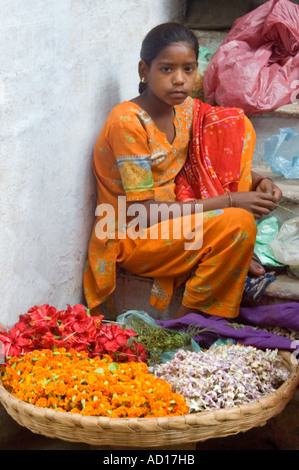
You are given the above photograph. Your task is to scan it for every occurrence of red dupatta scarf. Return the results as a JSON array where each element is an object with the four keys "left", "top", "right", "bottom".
[{"left": 175, "top": 99, "right": 245, "bottom": 201}]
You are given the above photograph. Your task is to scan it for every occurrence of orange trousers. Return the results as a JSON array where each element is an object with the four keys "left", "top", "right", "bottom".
[{"left": 117, "top": 207, "right": 256, "bottom": 318}]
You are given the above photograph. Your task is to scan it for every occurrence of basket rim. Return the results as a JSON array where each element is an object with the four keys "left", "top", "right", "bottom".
[{"left": 0, "top": 350, "right": 298, "bottom": 432}]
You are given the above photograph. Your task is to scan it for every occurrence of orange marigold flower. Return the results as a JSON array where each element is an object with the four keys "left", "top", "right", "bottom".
[{"left": 1, "top": 348, "right": 189, "bottom": 417}]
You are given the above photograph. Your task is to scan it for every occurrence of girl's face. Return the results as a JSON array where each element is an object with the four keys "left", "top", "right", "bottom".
[{"left": 140, "top": 41, "right": 198, "bottom": 107}]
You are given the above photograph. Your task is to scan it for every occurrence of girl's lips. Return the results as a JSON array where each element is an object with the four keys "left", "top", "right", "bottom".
[
  {"left": 169, "top": 91, "right": 187, "bottom": 99},
  {"left": 170, "top": 90, "right": 187, "bottom": 96}
]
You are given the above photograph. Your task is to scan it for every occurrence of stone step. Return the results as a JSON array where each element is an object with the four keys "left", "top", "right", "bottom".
[
  {"left": 193, "top": 29, "right": 227, "bottom": 53},
  {"left": 261, "top": 274, "right": 299, "bottom": 305},
  {"left": 102, "top": 269, "right": 183, "bottom": 321}
]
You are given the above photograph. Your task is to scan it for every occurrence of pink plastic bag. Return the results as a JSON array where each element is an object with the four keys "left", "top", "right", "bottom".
[{"left": 203, "top": 0, "right": 299, "bottom": 115}]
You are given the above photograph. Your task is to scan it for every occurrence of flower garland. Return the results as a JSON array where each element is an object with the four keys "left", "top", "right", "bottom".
[
  {"left": 1, "top": 348, "right": 188, "bottom": 418},
  {"left": 0, "top": 304, "right": 147, "bottom": 363}
]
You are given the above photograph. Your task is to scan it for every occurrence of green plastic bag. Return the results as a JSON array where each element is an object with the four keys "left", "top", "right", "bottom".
[
  {"left": 254, "top": 216, "right": 285, "bottom": 268},
  {"left": 191, "top": 46, "right": 213, "bottom": 101}
]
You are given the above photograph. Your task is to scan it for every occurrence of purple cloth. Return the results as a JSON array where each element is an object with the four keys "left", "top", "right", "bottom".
[
  {"left": 239, "top": 302, "right": 299, "bottom": 330},
  {"left": 157, "top": 303, "right": 299, "bottom": 351}
]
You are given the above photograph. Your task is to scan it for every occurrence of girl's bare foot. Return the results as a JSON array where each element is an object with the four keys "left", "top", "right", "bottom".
[{"left": 249, "top": 257, "right": 265, "bottom": 277}]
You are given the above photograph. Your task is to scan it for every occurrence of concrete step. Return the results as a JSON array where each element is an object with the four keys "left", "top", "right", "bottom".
[
  {"left": 261, "top": 274, "right": 299, "bottom": 304},
  {"left": 102, "top": 269, "right": 183, "bottom": 321},
  {"left": 194, "top": 29, "right": 227, "bottom": 53}
]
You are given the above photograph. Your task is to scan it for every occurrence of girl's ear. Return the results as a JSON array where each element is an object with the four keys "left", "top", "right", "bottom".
[{"left": 138, "top": 60, "right": 149, "bottom": 84}]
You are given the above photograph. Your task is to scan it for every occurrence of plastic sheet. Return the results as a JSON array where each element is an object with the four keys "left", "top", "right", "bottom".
[
  {"left": 254, "top": 216, "right": 285, "bottom": 267},
  {"left": 203, "top": 0, "right": 299, "bottom": 115},
  {"left": 264, "top": 127, "right": 299, "bottom": 178},
  {"left": 270, "top": 217, "right": 299, "bottom": 277}
]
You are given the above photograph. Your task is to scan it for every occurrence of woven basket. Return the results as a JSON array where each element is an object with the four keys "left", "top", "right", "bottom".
[{"left": 0, "top": 351, "right": 298, "bottom": 449}]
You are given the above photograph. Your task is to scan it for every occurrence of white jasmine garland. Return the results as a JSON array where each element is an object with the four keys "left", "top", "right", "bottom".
[{"left": 154, "top": 344, "right": 290, "bottom": 412}]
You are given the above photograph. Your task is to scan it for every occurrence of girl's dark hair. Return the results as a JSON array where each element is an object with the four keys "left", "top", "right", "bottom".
[{"left": 138, "top": 22, "right": 199, "bottom": 94}]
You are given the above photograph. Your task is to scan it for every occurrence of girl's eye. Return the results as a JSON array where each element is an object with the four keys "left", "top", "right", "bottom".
[
  {"left": 161, "top": 66, "right": 172, "bottom": 73},
  {"left": 185, "top": 66, "right": 196, "bottom": 73}
]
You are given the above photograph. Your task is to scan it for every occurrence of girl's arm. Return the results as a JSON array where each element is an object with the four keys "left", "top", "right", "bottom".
[{"left": 129, "top": 190, "right": 278, "bottom": 228}]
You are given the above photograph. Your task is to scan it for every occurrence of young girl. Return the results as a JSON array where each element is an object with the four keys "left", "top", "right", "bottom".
[{"left": 84, "top": 22, "right": 281, "bottom": 320}]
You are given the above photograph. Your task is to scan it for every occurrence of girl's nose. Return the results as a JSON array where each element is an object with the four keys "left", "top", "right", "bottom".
[{"left": 173, "top": 71, "right": 185, "bottom": 85}]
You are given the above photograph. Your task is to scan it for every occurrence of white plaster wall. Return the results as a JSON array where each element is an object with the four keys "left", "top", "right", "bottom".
[{"left": 0, "top": 0, "right": 185, "bottom": 326}]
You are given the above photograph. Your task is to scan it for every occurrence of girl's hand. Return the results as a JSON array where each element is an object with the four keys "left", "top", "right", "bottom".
[
  {"left": 255, "top": 178, "right": 282, "bottom": 202},
  {"left": 232, "top": 191, "right": 278, "bottom": 219}
]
